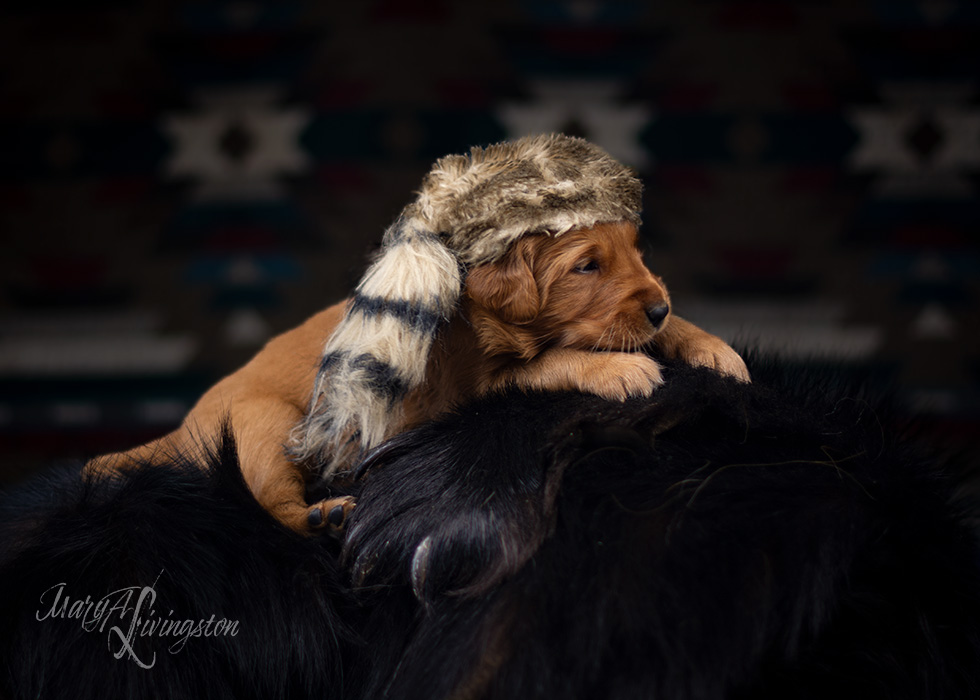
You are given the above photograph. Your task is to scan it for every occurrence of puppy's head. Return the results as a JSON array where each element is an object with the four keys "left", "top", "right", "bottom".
[{"left": 465, "top": 220, "right": 670, "bottom": 359}]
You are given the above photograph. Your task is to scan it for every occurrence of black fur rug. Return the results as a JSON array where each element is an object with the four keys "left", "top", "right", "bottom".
[{"left": 2, "top": 356, "right": 979, "bottom": 699}]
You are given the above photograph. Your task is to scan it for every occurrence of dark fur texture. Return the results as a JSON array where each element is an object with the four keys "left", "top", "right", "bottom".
[
  {"left": 2, "top": 356, "right": 979, "bottom": 699},
  {"left": 0, "top": 437, "right": 360, "bottom": 700}
]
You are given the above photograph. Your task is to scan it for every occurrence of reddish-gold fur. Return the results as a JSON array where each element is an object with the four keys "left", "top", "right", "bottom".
[
  {"left": 86, "top": 221, "right": 748, "bottom": 535},
  {"left": 405, "top": 221, "right": 748, "bottom": 422}
]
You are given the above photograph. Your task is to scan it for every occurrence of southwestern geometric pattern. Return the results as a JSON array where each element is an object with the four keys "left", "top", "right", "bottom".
[{"left": 1, "top": 0, "right": 977, "bottom": 479}]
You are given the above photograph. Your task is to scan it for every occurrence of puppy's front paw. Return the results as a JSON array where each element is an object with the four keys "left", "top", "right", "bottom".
[
  {"left": 682, "top": 339, "right": 750, "bottom": 383},
  {"left": 308, "top": 496, "right": 357, "bottom": 536},
  {"left": 584, "top": 352, "right": 664, "bottom": 401}
]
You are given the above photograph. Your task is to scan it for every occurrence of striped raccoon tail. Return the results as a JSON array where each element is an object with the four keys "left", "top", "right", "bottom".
[{"left": 288, "top": 215, "right": 462, "bottom": 478}]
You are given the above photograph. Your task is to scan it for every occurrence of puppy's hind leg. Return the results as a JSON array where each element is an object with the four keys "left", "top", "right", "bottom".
[
  {"left": 306, "top": 495, "right": 357, "bottom": 533},
  {"left": 259, "top": 465, "right": 355, "bottom": 537},
  {"left": 234, "top": 397, "right": 355, "bottom": 536}
]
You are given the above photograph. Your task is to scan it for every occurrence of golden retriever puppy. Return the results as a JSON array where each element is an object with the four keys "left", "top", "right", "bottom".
[{"left": 86, "top": 219, "right": 747, "bottom": 536}]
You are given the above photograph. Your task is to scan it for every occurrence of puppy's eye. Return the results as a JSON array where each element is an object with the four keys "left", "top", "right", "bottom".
[{"left": 575, "top": 259, "right": 599, "bottom": 273}]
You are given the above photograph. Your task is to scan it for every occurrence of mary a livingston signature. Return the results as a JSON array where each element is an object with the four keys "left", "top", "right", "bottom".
[{"left": 35, "top": 571, "right": 239, "bottom": 669}]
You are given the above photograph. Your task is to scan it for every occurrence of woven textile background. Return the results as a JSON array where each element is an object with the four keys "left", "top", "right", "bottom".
[{"left": 1, "top": 0, "right": 978, "bottom": 480}]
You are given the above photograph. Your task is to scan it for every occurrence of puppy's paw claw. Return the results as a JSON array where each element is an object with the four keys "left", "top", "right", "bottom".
[{"left": 308, "top": 496, "right": 356, "bottom": 536}]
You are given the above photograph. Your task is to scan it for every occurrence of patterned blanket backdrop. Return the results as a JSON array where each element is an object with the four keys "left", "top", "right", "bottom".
[{"left": 0, "top": 0, "right": 977, "bottom": 481}]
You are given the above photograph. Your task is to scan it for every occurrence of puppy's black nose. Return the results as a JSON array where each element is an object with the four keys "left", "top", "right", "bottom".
[{"left": 646, "top": 303, "right": 670, "bottom": 329}]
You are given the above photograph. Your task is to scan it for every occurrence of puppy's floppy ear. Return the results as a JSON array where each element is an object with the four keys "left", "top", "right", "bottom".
[{"left": 465, "top": 236, "right": 540, "bottom": 323}]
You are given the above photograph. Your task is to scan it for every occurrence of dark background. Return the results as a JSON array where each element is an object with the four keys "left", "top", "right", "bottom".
[{"left": 1, "top": 0, "right": 978, "bottom": 482}]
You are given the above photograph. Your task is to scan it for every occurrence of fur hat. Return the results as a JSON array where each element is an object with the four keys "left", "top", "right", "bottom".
[{"left": 290, "top": 133, "right": 643, "bottom": 476}]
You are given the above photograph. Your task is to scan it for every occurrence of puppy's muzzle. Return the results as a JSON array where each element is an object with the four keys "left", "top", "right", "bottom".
[{"left": 645, "top": 304, "right": 670, "bottom": 329}]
